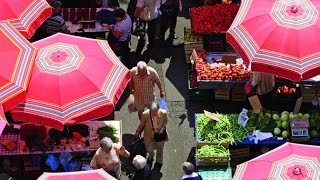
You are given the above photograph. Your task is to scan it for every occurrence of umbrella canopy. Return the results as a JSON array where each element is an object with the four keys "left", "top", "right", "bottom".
[
  {"left": 11, "top": 33, "right": 131, "bottom": 130},
  {"left": 227, "top": 0, "right": 320, "bottom": 81},
  {"left": 233, "top": 142, "right": 320, "bottom": 180},
  {"left": 0, "top": 0, "right": 52, "bottom": 39},
  {"left": 0, "top": 21, "right": 37, "bottom": 111},
  {"left": 38, "top": 169, "right": 117, "bottom": 180}
]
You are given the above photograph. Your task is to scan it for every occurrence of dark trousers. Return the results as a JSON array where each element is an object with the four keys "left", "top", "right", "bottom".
[
  {"left": 136, "top": 18, "right": 158, "bottom": 57},
  {"left": 159, "top": 5, "right": 179, "bottom": 40}
]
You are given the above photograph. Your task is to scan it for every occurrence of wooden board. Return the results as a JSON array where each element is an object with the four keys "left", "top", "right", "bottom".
[
  {"left": 230, "top": 147, "right": 250, "bottom": 159},
  {"left": 215, "top": 89, "right": 230, "bottom": 100},
  {"left": 231, "top": 87, "right": 247, "bottom": 102}
]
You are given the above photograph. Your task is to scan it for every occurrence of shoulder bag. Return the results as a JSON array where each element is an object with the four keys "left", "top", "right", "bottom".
[{"left": 150, "top": 112, "right": 167, "bottom": 142}]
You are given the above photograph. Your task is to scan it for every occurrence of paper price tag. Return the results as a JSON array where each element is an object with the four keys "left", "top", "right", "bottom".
[
  {"left": 248, "top": 95, "right": 263, "bottom": 114},
  {"left": 204, "top": 110, "right": 220, "bottom": 121},
  {"left": 190, "top": 49, "right": 198, "bottom": 65},
  {"left": 293, "top": 97, "right": 303, "bottom": 114}
]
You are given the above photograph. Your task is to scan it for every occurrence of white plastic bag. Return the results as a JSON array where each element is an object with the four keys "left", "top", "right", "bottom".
[{"left": 238, "top": 108, "right": 249, "bottom": 127}]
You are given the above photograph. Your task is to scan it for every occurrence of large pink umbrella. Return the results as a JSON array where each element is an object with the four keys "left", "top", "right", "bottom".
[
  {"left": 233, "top": 142, "right": 320, "bottom": 180},
  {"left": 227, "top": 0, "right": 320, "bottom": 81},
  {"left": 11, "top": 33, "right": 131, "bottom": 130},
  {"left": 38, "top": 169, "right": 117, "bottom": 180},
  {"left": 0, "top": 0, "right": 52, "bottom": 39}
]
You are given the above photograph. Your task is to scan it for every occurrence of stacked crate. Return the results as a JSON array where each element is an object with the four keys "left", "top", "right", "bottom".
[
  {"left": 195, "top": 142, "right": 230, "bottom": 167},
  {"left": 184, "top": 28, "right": 203, "bottom": 63},
  {"left": 300, "top": 84, "right": 318, "bottom": 103}
]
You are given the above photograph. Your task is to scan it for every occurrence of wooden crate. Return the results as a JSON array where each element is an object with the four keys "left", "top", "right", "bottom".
[
  {"left": 184, "top": 27, "right": 203, "bottom": 43},
  {"left": 230, "top": 147, "right": 250, "bottom": 159},
  {"left": 231, "top": 87, "right": 247, "bottom": 101},
  {"left": 215, "top": 89, "right": 230, "bottom": 100},
  {"left": 300, "top": 85, "right": 317, "bottom": 103},
  {"left": 196, "top": 143, "right": 230, "bottom": 167},
  {"left": 184, "top": 42, "right": 203, "bottom": 63}
]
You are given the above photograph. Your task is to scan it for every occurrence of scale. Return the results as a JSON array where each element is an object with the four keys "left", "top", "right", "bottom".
[{"left": 289, "top": 119, "right": 310, "bottom": 142}]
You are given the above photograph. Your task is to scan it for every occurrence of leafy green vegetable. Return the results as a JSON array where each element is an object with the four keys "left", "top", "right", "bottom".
[
  {"left": 97, "top": 125, "right": 118, "bottom": 142},
  {"left": 196, "top": 113, "right": 248, "bottom": 144},
  {"left": 196, "top": 144, "right": 230, "bottom": 158}
]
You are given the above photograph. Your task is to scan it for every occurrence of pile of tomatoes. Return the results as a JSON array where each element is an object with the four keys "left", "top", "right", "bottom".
[{"left": 190, "top": 4, "right": 239, "bottom": 34}]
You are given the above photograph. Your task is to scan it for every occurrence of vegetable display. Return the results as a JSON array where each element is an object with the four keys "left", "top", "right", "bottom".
[
  {"left": 196, "top": 113, "right": 248, "bottom": 144},
  {"left": 98, "top": 125, "right": 118, "bottom": 142},
  {"left": 196, "top": 144, "right": 230, "bottom": 159}
]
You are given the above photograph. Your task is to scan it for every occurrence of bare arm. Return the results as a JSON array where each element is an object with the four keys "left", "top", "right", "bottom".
[{"left": 135, "top": 115, "right": 146, "bottom": 136}]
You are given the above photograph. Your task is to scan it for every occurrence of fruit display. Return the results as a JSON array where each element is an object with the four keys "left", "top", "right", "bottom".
[
  {"left": 276, "top": 85, "right": 297, "bottom": 95},
  {"left": 190, "top": 4, "right": 239, "bottom": 34},
  {"left": 184, "top": 28, "right": 203, "bottom": 42},
  {"left": 195, "top": 54, "right": 251, "bottom": 81},
  {"left": 189, "top": 71, "right": 198, "bottom": 89}
]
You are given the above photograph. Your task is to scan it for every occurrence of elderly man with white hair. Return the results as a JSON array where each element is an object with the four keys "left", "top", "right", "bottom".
[
  {"left": 129, "top": 61, "right": 164, "bottom": 121},
  {"left": 132, "top": 155, "right": 152, "bottom": 180},
  {"left": 90, "top": 137, "right": 130, "bottom": 179},
  {"left": 135, "top": 101, "right": 168, "bottom": 170}
]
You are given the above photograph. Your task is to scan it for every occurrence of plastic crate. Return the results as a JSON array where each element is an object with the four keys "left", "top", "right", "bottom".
[
  {"left": 197, "top": 167, "right": 232, "bottom": 180},
  {"left": 188, "top": 71, "right": 213, "bottom": 102}
]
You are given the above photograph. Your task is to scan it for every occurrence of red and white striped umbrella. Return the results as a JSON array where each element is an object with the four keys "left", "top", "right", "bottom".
[
  {"left": 0, "top": 0, "right": 52, "bottom": 39},
  {"left": 233, "top": 142, "right": 320, "bottom": 180},
  {"left": 11, "top": 33, "right": 131, "bottom": 130},
  {"left": 227, "top": 0, "right": 320, "bottom": 81},
  {"left": 0, "top": 21, "right": 37, "bottom": 111}
]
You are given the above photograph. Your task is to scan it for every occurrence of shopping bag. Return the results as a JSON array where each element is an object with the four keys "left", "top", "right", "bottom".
[
  {"left": 128, "top": 94, "right": 137, "bottom": 112},
  {"left": 159, "top": 98, "right": 169, "bottom": 112},
  {"left": 46, "top": 154, "right": 60, "bottom": 171}
]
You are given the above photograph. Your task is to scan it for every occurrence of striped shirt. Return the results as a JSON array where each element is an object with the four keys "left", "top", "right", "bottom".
[
  {"left": 114, "top": 14, "right": 132, "bottom": 41},
  {"left": 45, "top": 15, "right": 68, "bottom": 35}
]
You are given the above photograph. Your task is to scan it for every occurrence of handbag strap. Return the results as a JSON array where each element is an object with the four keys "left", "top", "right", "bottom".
[{"left": 149, "top": 112, "right": 155, "bottom": 133}]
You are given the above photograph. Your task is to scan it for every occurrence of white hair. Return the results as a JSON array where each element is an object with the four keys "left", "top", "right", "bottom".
[
  {"left": 137, "top": 61, "right": 147, "bottom": 70},
  {"left": 132, "top": 155, "right": 147, "bottom": 170},
  {"left": 100, "top": 137, "right": 113, "bottom": 150},
  {"left": 150, "top": 101, "right": 159, "bottom": 112}
]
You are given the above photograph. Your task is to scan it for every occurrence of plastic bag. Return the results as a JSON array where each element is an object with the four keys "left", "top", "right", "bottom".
[
  {"left": 59, "top": 151, "right": 72, "bottom": 166},
  {"left": 159, "top": 98, "right": 169, "bottom": 112},
  {"left": 238, "top": 108, "right": 249, "bottom": 127},
  {"left": 46, "top": 154, "right": 60, "bottom": 171}
]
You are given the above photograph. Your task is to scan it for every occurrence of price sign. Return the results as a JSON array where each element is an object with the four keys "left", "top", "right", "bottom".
[
  {"left": 248, "top": 95, "right": 263, "bottom": 114},
  {"left": 190, "top": 49, "right": 198, "bottom": 65},
  {"left": 204, "top": 110, "right": 220, "bottom": 121},
  {"left": 293, "top": 97, "right": 303, "bottom": 114},
  {"left": 221, "top": 55, "right": 237, "bottom": 64}
]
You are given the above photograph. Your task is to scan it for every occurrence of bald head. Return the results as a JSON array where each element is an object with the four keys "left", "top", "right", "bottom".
[{"left": 137, "top": 61, "right": 147, "bottom": 76}]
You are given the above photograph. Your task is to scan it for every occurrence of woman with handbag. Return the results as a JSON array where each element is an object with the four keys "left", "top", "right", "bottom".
[{"left": 134, "top": 101, "right": 168, "bottom": 170}]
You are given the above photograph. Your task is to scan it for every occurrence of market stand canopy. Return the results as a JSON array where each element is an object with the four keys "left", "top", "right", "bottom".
[
  {"left": 37, "top": 168, "right": 117, "bottom": 180},
  {"left": 0, "top": 0, "right": 52, "bottom": 39},
  {"left": 0, "top": 21, "right": 37, "bottom": 111},
  {"left": 227, "top": 0, "right": 320, "bottom": 82},
  {"left": 233, "top": 142, "right": 320, "bottom": 179},
  {"left": 11, "top": 33, "right": 131, "bottom": 131}
]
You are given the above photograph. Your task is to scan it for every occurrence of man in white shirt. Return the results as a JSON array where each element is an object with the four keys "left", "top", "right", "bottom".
[{"left": 134, "top": 0, "right": 161, "bottom": 58}]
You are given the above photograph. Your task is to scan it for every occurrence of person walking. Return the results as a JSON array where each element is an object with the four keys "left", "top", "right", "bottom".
[
  {"left": 90, "top": 137, "right": 130, "bottom": 179},
  {"left": 159, "top": 0, "right": 182, "bottom": 46},
  {"left": 134, "top": 102, "right": 168, "bottom": 170},
  {"left": 133, "top": 0, "right": 161, "bottom": 59},
  {"left": 128, "top": 61, "right": 165, "bottom": 121}
]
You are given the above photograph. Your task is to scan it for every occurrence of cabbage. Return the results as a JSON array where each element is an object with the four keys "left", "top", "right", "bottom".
[
  {"left": 297, "top": 113, "right": 303, "bottom": 118},
  {"left": 303, "top": 114, "right": 310, "bottom": 119},
  {"left": 282, "top": 131, "right": 289, "bottom": 138},
  {"left": 281, "top": 111, "right": 289, "bottom": 116},
  {"left": 281, "top": 114, "right": 289, "bottom": 122},
  {"left": 273, "top": 114, "right": 280, "bottom": 121},
  {"left": 282, "top": 121, "right": 288, "bottom": 129},
  {"left": 274, "top": 128, "right": 281, "bottom": 135}
]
